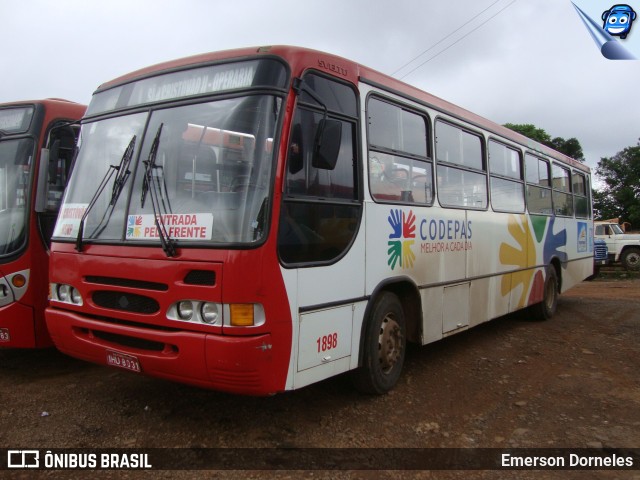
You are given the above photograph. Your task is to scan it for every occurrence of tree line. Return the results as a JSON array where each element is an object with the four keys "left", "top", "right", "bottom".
[{"left": 504, "top": 124, "right": 639, "bottom": 229}]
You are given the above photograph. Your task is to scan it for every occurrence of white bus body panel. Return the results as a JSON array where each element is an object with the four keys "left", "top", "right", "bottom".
[{"left": 281, "top": 226, "right": 366, "bottom": 391}]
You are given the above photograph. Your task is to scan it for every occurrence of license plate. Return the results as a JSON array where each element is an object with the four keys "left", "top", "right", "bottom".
[
  {"left": 0, "top": 328, "right": 10, "bottom": 342},
  {"left": 106, "top": 350, "right": 141, "bottom": 373}
]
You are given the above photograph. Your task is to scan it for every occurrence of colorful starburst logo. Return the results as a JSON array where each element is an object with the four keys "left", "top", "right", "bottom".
[
  {"left": 499, "top": 214, "right": 568, "bottom": 308},
  {"left": 126, "top": 215, "right": 143, "bottom": 238},
  {"left": 387, "top": 209, "right": 416, "bottom": 270}
]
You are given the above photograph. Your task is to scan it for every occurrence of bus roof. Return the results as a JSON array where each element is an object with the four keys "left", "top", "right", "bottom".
[
  {"left": 93, "top": 45, "right": 589, "bottom": 173},
  {"left": 0, "top": 98, "right": 84, "bottom": 109}
]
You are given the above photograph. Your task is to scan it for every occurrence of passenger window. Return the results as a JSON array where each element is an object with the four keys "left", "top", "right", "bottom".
[
  {"left": 367, "top": 97, "right": 432, "bottom": 205},
  {"left": 435, "top": 121, "right": 486, "bottom": 209},
  {"left": 436, "top": 121, "right": 482, "bottom": 170},
  {"left": 552, "top": 163, "right": 573, "bottom": 216},
  {"left": 572, "top": 171, "right": 590, "bottom": 219},
  {"left": 525, "top": 154, "right": 552, "bottom": 215},
  {"left": 488, "top": 140, "right": 524, "bottom": 213}
]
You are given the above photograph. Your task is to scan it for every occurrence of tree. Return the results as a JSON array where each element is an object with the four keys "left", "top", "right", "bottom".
[
  {"left": 503, "top": 123, "right": 585, "bottom": 162},
  {"left": 550, "top": 137, "right": 584, "bottom": 162},
  {"left": 594, "top": 140, "right": 640, "bottom": 228},
  {"left": 503, "top": 123, "right": 551, "bottom": 146}
]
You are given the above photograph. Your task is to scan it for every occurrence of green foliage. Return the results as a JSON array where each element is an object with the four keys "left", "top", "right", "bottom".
[
  {"left": 503, "top": 123, "right": 585, "bottom": 162},
  {"left": 550, "top": 137, "right": 584, "bottom": 162},
  {"left": 504, "top": 123, "right": 552, "bottom": 145},
  {"left": 594, "top": 140, "right": 640, "bottom": 228}
]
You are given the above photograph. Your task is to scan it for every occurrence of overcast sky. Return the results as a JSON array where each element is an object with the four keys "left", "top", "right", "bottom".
[{"left": 2, "top": 0, "right": 639, "bottom": 185}]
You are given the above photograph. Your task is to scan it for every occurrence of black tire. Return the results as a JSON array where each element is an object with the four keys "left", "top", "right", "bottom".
[
  {"left": 532, "top": 266, "right": 558, "bottom": 321},
  {"left": 621, "top": 248, "right": 640, "bottom": 271},
  {"left": 352, "top": 292, "right": 406, "bottom": 395}
]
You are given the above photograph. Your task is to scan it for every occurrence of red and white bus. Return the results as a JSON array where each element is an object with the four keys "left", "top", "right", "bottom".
[
  {"left": 45, "top": 47, "right": 593, "bottom": 395},
  {"left": 0, "top": 99, "right": 85, "bottom": 348}
]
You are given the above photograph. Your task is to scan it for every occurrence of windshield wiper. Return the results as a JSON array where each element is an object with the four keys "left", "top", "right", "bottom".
[
  {"left": 111, "top": 135, "right": 135, "bottom": 205},
  {"left": 140, "top": 123, "right": 176, "bottom": 258},
  {"left": 75, "top": 166, "right": 117, "bottom": 252},
  {"left": 75, "top": 135, "right": 136, "bottom": 252},
  {"left": 141, "top": 124, "right": 171, "bottom": 212}
]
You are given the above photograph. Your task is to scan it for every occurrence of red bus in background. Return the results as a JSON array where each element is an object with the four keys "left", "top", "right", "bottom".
[
  {"left": 0, "top": 99, "right": 85, "bottom": 347},
  {"left": 45, "top": 47, "right": 593, "bottom": 395}
]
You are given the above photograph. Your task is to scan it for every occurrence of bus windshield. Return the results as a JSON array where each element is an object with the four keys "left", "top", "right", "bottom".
[
  {"left": 54, "top": 95, "right": 281, "bottom": 246},
  {"left": 0, "top": 138, "right": 34, "bottom": 256}
]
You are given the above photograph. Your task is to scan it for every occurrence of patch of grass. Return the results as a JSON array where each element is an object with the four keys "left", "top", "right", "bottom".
[{"left": 595, "top": 266, "right": 640, "bottom": 281}]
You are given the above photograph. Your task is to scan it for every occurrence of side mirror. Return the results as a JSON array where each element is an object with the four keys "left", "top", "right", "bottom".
[{"left": 312, "top": 119, "right": 342, "bottom": 170}]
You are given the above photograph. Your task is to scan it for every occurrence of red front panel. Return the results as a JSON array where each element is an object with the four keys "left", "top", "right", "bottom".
[
  {"left": 0, "top": 303, "right": 37, "bottom": 348},
  {"left": 0, "top": 99, "right": 85, "bottom": 349},
  {"left": 46, "top": 243, "right": 293, "bottom": 395},
  {"left": 0, "top": 236, "right": 51, "bottom": 349}
]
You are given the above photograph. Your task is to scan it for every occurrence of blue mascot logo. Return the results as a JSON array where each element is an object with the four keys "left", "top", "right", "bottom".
[{"left": 602, "top": 4, "right": 637, "bottom": 39}]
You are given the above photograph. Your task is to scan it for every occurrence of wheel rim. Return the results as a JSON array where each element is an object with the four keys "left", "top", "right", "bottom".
[
  {"left": 378, "top": 314, "right": 403, "bottom": 374},
  {"left": 626, "top": 252, "right": 640, "bottom": 267}
]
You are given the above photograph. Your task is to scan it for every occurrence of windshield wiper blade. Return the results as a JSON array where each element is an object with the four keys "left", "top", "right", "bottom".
[
  {"left": 76, "top": 135, "right": 137, "bottom": 252},
  {"left": 141, "top": 124, "right": 162, "bottom": 208},
  {"left": 110, "top": 135, "right": 136, "bottom": 205},
  {"left": 82, "top": 135, "right": 138, "bottom": 243},
  {"left": 75, "top": 165, "right": 117, "bottom": 252},
  {"left": 140, "top": 124, "right": 176, "bottom": 258}
]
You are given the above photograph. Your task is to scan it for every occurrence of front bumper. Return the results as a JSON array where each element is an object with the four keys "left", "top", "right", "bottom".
[{"left": 46, "top": 307, "right": 281, "bottom": 395}]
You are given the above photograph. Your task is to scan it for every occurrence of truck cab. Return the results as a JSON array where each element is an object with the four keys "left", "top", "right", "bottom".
[{"left": 594, "top": 222, "right": 640, "bottom": 271}]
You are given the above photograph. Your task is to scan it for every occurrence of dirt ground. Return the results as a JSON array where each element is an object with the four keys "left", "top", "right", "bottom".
[{"left": 1, "top": 272, "right": 639, "bottom": 480}]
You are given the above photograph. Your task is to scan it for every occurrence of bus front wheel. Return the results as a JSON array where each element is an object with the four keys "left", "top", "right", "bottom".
[{"left": 353, "top": 292, "right": 406, "bottom": 395}]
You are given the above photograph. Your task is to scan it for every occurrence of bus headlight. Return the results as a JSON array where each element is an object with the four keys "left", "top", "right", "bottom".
[
  {"left": 57, "top": 284, "right": 71, "bottom": 302},
  {"left": 52, "top": 283, "right": 83, "bottom": 305},
  {"left": 168, "top": 300, "right": 222, "bottom": 325},
  {"left": 200, "top": 302, "right": 219, "bottom": 324},
  {"left": 71, "top": 288, "right": 83, "bottom": 305},
  {"left": 177, "top": 301, "right": 194, "bottom": 320}
]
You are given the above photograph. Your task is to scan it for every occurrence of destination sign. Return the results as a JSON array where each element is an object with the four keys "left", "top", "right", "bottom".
[
  {"left": 0, "top": 107, "right": 34, "bottom": 134},
  {"left": 87, "top": 59, "right": 287, "bottom": 116},
  {"left": 138, "top": 65, "right": 256, "bottom": 104}
]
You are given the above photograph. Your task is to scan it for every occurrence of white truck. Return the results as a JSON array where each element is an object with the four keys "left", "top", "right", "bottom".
[{"left": 594, "top": 221, "right": 640, "bottom": 271}]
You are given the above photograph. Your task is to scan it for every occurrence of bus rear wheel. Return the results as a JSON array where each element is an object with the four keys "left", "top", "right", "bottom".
[
  {"left": 532, "top": 266, "right": 558, "bottom": 321},
  {"left": 353, "top": 292, "right": 406, "bottom": 395}
]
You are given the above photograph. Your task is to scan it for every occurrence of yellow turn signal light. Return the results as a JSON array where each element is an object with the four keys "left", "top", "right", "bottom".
[
  {"left": 229, "top": 304, "right": 254, "bottom": 326},
  {"left": 11, "top": 274, "right": 26, "bottom": 288}
]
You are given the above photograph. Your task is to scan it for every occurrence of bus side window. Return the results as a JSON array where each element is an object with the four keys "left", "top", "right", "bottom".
[
  {"left": 552, "top": 163, "right": 573, "bottom": 217},
  {"left": 525, "top": 154, "right": 552, "bottom": 215},
  {"left": 38, "top": 125, "right": 79, "bottom": 246},
  {"left": 367, "top": 97, "right": 432, "bottom": 205},
  {"left": 488, "top": 140, "right": 524, "bottom": 213},
  {"left": 46, "top": 126, "right": 78, "bottom": 212},
  {"left": 278, "top": 73, "right": 360, "bottom": 265},
  {"left": 435, "top": 120, "right": 486, "bottom": 209}
]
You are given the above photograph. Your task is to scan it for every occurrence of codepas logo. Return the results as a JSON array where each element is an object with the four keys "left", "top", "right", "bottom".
[
  {"left": 387, "top": 209, "right": 416, "bottom": 270},
  {"left": 386, "top": 208, "right": 474, "bottom": 271}
]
